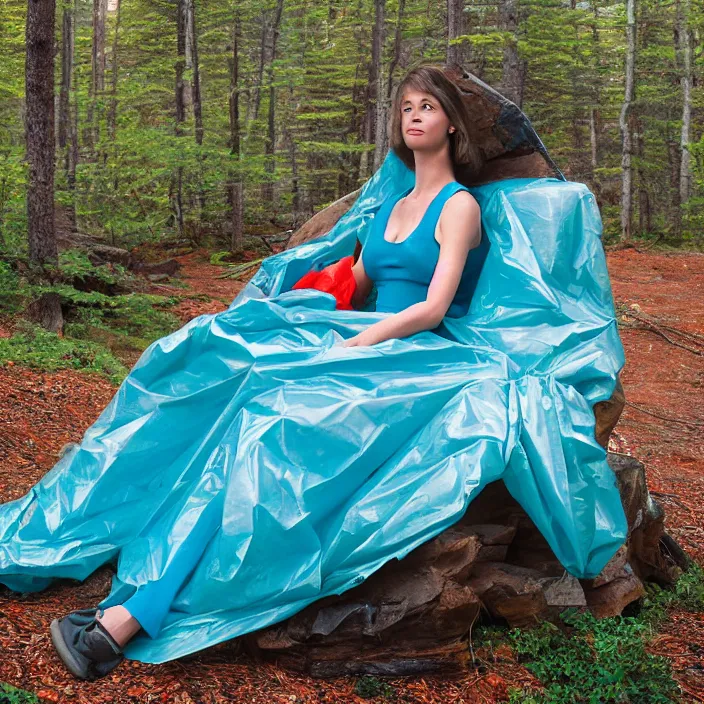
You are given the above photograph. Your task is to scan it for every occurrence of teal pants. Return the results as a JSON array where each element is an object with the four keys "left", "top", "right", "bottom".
[{"left": 120, "top": 502, "right": 222, "bottom": 640}]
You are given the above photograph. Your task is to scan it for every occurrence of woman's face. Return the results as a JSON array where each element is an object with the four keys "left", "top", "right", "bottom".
[{"left": 400, "top": 88, "right": 453, "bottom": 151}]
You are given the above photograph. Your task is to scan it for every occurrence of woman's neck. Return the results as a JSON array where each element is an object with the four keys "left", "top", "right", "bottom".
[{"left": 410, "top": 152, "right": 455, "bottom": 197}]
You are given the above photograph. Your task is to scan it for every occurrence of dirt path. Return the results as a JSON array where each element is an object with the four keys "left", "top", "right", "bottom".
[{"left": 0, "top": 248, "right": 702, "bottom": 703}]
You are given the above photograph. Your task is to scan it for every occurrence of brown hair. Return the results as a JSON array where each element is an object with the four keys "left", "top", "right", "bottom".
[{"left": 388, "top": 64, "right": 484, "bottom": 177}]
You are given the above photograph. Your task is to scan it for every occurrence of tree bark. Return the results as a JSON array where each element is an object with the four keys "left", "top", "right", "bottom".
[
  {"left": 175, "top": 0, "right": 187, "bottom": 127},
  {"left": 85, "top": 0, "right": 107, "bottom": 150},
  {"left": 588, "top": 1, "right": 601, "bottom": 195},
  {"left": 107, "top": 0, "right": 121, "bottom": 143},
  {"left": 228, "top": 9, "right": 244, "bottom": 253},
  {"left": 67, "top": 0, "right": 79, "bottom": 233},
  {"left": 677, "top": 0, "right": 692, "bottom": 213},
  {"left": 172, "top": 0, "right": 187, "bottom": 237},
  {"left": 247, "top": 16, "right": 268, "bottom": 126},
  {"left": 371, "top": 0, "right": 387, "bottom": 174},
  {"left": 360, "top": 0, "right": 384, "bottom": 180},
  {"left": 499, "top": 0, "right": 526, "bottom": 108},
  {"left": 58, "top": 2, "right": 73, "bottom": 151},
  {"left": 377, "top": 0, "right": 405, "bottom": 170},
  {"left": 188, "top": 0, "right": 203, "bottom": 147},
  {"left": 25, "top": 0, "right": 57, "bottom": 267},
  {"left": 446, "top": 0, "right": 466, "bottom": 67},
  {"left": 262, "top": 0, "right": 284, "bottom": 205},
  {"left": 619, "top": 0, "right": 636, "bottom": 241}
]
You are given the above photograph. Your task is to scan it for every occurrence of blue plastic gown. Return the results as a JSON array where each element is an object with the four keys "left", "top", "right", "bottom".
[{"left": 0, "top": 150, "right": 628, "bottom": 664}]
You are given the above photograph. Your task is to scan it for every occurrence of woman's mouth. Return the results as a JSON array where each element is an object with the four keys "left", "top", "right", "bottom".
[{"left": 407, "top": 129, "right": 424, "bottom": 135}]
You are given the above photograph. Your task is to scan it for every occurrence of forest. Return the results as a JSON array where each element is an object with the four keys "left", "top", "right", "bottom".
[
  {"left": 0, "top": 0, "right": 702, "bottom": 340},
  {"left": 1, "top": 0, "right": 704, "bottom": 702}
]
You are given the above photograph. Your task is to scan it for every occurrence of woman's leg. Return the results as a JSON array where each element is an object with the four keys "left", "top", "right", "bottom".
[
  {"left": 51, "top": 488, "right": 223, "bottom": 681},
  {"left": 95, "top": 606, "right": 141, "bottom": 647},
  {"left": 99, "top": 492, "right": 224, "bottom": 643}
]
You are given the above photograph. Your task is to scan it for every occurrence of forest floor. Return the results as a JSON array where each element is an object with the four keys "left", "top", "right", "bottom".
[{"left": 0, "top": 245, "right": 702, "bottom": 703}]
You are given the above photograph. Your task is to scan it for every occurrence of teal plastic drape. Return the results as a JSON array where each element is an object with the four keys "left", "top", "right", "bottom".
[{"left": 0, "top": 150, "right": 627, "bottom": 663}]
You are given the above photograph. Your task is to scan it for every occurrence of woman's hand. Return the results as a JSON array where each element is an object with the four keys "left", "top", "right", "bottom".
[{"left": 341, "top": 329, "right": 379, "bottom": 347}]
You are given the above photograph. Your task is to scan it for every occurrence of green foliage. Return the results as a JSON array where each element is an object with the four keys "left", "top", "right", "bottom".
[
  {"left": 483, "top": 563, "right": 704, "bottom": 703},
  {"left": 353, "top": 675, "right": 396, "bottom": 699},
  {"left": 0, "top": 249, "right": 183, "bottom": 379},
  {"left": 61, "top": 287, "right": 182, "bottom": 350},
  {"left": 0, "top": 259, "right": 23, "bottom": 313},
  {"left": 0, "top": 682, "right": 39, "bottom": 704},
  {"left": 209, "top": 250, "right": 234, "bottom": 265},
  {"left": 58, "top": 249, "right": 128, "bottom": 287},
  {"left": 2, "top": 0, "right": 704, "bottom": 249},
  {"left": 506, "top": 609, "right": 678, "bottom": 703},
  {"left": 0, "top": 149, "right": 28, "bottom": 252},
  {"left": 0, "top": 319, "right": 128, "bottom": 384},
  {"left": 637, "top": 561, "right": 704, "bottom": 624}
]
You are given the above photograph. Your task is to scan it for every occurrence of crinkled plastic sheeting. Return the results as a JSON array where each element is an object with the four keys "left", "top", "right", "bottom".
[{"left": 0, "top": 150, "right": 628, "bottom": 664}]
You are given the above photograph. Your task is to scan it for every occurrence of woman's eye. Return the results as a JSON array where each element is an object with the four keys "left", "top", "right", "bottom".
[{"left": 403, "top": 104, "right": 433, "bottom": 112}]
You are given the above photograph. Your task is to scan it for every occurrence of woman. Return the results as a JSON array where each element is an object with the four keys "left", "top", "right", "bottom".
[
  {"left": 342, "top": 64, "right": 484, "bottom": 346},
  {"left": 1, "top": 63, "right": 628, "bottom": 682},
  {"left": 4, "top": 64, "right": 486, "bottom": 680}
]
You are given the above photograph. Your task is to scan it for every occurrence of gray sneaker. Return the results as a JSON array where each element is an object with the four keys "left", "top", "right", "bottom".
[{"left": 50, "top": 608, "right": 124, "bottom": 681}]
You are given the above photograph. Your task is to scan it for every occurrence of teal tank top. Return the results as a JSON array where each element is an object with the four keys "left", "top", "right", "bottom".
[{"left": 361, "top": 181, "right": 489, "bottom": 318}]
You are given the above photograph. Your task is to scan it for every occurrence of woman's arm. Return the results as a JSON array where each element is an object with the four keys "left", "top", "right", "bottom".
[{"left": 344, "top": 192, "right": 481, "bottom": 347}]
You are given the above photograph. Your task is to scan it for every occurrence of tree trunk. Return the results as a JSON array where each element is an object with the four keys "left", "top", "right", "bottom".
[
  {"left": 247, "top": 17, "right": 268, "bottom": 126},
  {"left": 172, "top": 0, "right": 187, "bottom": 237},
  {"left": 262, "top": 0, "right": 284, "bottom": 206},
  {"left": 188, "top": 0, "right": 203, "bottom": 147},
  {"left": 25, "top": 0, "right": 63, "bottom": 332},
  {"left": 58, "top": 2, "right": 73, "bottom": 151},
  {"left": 360, "top": 0, "right": 383, "bottom": 180},
  {"left": 378, "top": 0, "right": 405, "bottom": 169},
  {"left": 228, "top": 10, "right": 244, "bottom": 253},
  {"left": 186, "top": 0, "right": 205, "bottom": 213},
  {"left": 371, "top": 0, "right": 387, "bottom": 173},
  {"left": 283, "top": 4, "right": 307, "bottom": 220},
  {"left": 67, "top": 0, "right": 79, "bottom": 233},
  {"left": 107, "top": 0, "right": 121, "bottom": 143},
  {"left": 499, "top": 0, "right": 526, "bottom": 108},
  {"left": 588, "top": 1, "right": 601, "bottom": 193},
  {"left": 677, "top": 0, "right": 692, "bottom": 214},
  {"left": 446, "top": 0, "right": 465, "bottom": 67},
  {"left": 619, "top": 0, "right": 636, "bottom": 242},
  {"left": 25, "top": 0, "right": 57, "bottom": 268},
  {"left": 85, "top": 0, "right": 107, "bottom": 151},
  {"left": 175, "top": 0, "right": 187, "bottom": 126}
]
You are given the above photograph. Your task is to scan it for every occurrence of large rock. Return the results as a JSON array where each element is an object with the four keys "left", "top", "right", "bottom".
[{"left": 240, "top": 455, "right": 688, "bottom": 677}]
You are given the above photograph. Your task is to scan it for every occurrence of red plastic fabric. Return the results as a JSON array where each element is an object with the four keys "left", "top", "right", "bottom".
[{"left": 291, "top": 254, "right": 358, "bottom": 310}]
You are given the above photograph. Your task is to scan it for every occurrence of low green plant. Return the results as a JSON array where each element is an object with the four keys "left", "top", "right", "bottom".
[
  {"left": 0, "top": 319, "right": 128, "bottom": 384},
  {"left": 505, "top": 609, "right": 678, "bottom": 703},
  {"left": 0, "top": 259, "right": 24, "bottom": 314},
  {"left": 58, "top": 248, "right": 134, "bottom": 288},
  {"left": 209, "top": 250, "right": 234, "bottom": 265},
  {"left": 636, "top": 561, "right": 704, "bottom": 625},
  {"left": 0, "top": 246, "right": 189, "bottom": 378},
  {"left": 353, "top": 675, "right": 396, "bottom": 699},
  {"left": 482, "top": 563, "right": 704, "bottom": 703},
  {"left": 0, "top": 682, "right": 39, "bottom": 703}
]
